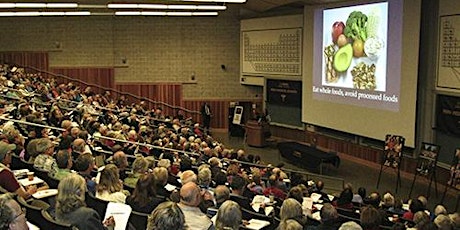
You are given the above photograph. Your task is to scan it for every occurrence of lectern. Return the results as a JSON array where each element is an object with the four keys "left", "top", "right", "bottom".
[{"left": 245, "top": 120, "right": 268, "bottom": 147}]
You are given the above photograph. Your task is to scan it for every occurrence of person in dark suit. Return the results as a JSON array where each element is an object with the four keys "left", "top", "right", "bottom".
[{"left": 201, "top": 102, "right": 212, "bottom": 133}]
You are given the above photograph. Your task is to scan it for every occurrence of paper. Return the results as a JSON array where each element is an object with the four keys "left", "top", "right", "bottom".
[
  {"left": 327, "top": 195, "right": 335, "bottom": 201},
  {"left": 312, "top": 211, "right": 321, "bottom": 221},
  {"left": 303, "top": 197, "right": 313, "bottom": 210},
  {"left": 313, "top": 204, "right": 324, "bottom": 211},
  {"left": 310, "top": 193, "right": 322, "bottom": 203},
  {"left": 164, "top": 184, "right": 177, "bottom": 192},
  {"left": 18, "top": 177, "right": 44, "bottom": 187},
  {"left": 264, "top": 206, "right": 273, "bottom": 216},
  {"left": 244, "top": 219, "right": 271, "bottom": 230},
  {"left": 104, "top": 202, "right": 132, "bottom": 230},
  {"left": 27, "top": 221, "right": 40, "bottom": 230},
  {"left": 13, "top": 169, "right": 29, "bottom": 177},
  {"left": 32, "top": 189, "right": 58, "bottom": 199}
]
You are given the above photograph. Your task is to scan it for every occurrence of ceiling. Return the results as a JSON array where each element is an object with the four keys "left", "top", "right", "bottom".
[{"left": 241, "top": 0, "right": 346, "bottom": 13}]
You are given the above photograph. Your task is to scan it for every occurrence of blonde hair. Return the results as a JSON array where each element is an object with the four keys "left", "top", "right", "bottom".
[
  {"left": 132, "top": 156, "right": 148, "bottom": 173},
  {"left": 56, "top": 174, "right": 86, "bottom": 215},
  {"left": 280, "top": 198, "right": 302, "bottom": 221},
  {"left": 153, "top": 167, "right": 168, "bottom": 186},
  {"left": 97, "top": 164, "right": 122, "bottom": 193}
]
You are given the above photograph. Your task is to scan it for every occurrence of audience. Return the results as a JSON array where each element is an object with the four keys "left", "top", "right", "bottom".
[
  {"left": 74, "top": 152, "right": 97, "bottom": 194},
  {"left": 33, "top": 138, "right": 58, "bottom": 174},
  {"left": 50, "top": 149, "right": 73, "bottom": 180}
]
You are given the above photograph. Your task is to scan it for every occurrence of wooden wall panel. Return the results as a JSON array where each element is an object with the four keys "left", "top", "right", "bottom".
[
  {"left": 0, "top": 52, "right": 48, "bottom": 71},
  {"left": 115, "top": 83, "right": 182, "bottom": 116},
  {"left": 50, "top": 67, "right": 115, "bottom": 95}
]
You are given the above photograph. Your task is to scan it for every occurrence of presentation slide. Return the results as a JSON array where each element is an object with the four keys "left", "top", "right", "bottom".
[{"left": 303, "top": 0, "right": 420, "bottom": 147}]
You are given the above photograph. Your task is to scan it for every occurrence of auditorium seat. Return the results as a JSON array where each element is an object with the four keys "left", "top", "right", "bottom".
[
  {"left": 128, "top": 210, "right": 149, "bottom": 230},
  {"left": 85, "top": 192, "right": 108, "bottom": 218},
  {"left": 41, "top": 209, "right": 75, "bottom": 230}
]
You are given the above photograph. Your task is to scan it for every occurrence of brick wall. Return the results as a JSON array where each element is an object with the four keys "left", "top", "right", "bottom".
[{"left": 0, "top": 6, "right": 261, "bottom": 100}]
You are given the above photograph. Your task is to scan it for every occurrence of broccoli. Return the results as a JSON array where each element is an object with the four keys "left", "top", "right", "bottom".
[{"left": 344, "top": 11, "right": 368, "bottom": 41}]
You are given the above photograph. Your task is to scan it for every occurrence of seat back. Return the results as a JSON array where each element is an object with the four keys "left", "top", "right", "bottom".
[
  {"left": 17, "top": 196, "right": 46, "bottom": 228},
  {"left": 41, "top": 209, "right": 76, "bottom": 230},
  {"left": 85, "top": 192, "right": 108, "bottom": 218},
  {"left": 128, "top": 210, "right": 149, "bottom": 230}
]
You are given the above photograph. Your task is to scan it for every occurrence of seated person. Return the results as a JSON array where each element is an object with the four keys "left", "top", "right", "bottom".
[
  {"left": 55, "top": 173, "right": 115, "bottom": 230},
  {"left": 0, "top": 142, "right": 37, "bottom": 199},
  {"left": 152, "top": 166, "right": 171, "bottom": 198},
  {"left": 332, "top": 187, "right": 354, "bottom": 210},
  {"left": 96, "top": 164, "right": 129, "bottom": 203},
  {"left": 147, "top": 201, "right": 185, "bottom": 230},
  {"left": 111, "top": 151, "right": 129, "bottom": 180},
  {"left": 229, "top": 175, "right": 252, "bottom": 210},
  {"left": 50, "top": 149, "right": 74, "bottom": 181},
  {"left": 126, "top": 174, "right": 165, "bottom": 214},
  {"left": 215, "top": 201, "right": 242, "bottom": 230},
  {"left": 74, "top": 152, "right": 97, "bottom": 194},
  {"left": 263, "top": 174, "right": 287, "bottom": 200},
  {"left": 0, "top": 193, "right": 29, "bottom": 230},
  {"left": 124, "top": 155, "right": 148, "bottom": 188},
  {"left": 33, "top": 138, "right": 58, "bottom": 174}
]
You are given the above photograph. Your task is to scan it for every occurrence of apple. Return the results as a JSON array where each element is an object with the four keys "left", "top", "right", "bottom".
[{"left": 332, "top": 21, "right": 345, "bottom": 44}]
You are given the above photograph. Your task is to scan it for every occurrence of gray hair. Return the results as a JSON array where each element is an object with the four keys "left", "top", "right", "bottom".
[
  {"left": 278, "top": 219, "right": 303, "bottom": 230},
  {"left": 147, "top": 201, "right": 185, "bottom": 230},
  {"left": 216, "top": 200, "right": 242, "bottom": 230},
  {"left": 0, "top": 194, "right": 15, "bottom": 230},
  {"left": 198, "top": 166, "right": 212, "bottom": 187},
  {"left": 339, "top": 221, "right": 363, "bottom": 230},
  {"left": 56, "top": 174, "right": 86, "bottom": 216}
]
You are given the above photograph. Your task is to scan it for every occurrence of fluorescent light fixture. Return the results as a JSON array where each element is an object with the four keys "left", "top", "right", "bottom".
[
  {"left": 46, "top": 3, "right": 78, "bottom": 8},
  {"left": 182, "top": 0, "right": 246, "bottom": 2},
  {"left": 115, "top": 11, "right": 218, "bottom": 16},
  {"left": 0, "top": 11, "right": 90, "bottom": 16},
  {"left": 108, "top": 3, "right": 225, "bottom": 10},
  {"left": 15, "top": 3, "right": 46, "bottom": 8},
  {"left": 0, "top": 3, "right": 15, "bottom": 8},
  {"left": 0, "top": 3, "right": 78, "bottom": 8}
]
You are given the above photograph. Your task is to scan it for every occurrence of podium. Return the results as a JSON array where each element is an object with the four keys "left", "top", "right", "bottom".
[{"left": 245, "top": 120, "right": 268, "bottom": 147}]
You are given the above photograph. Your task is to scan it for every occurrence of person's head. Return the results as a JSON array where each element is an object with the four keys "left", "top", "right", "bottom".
[
  {"left": 179, "top": 182, "right": 201, "bottom": 207},
  {"left": 434, "top": 205, "right": 447, "bottom": 216},
  {"left": 230, "top": 175, "right": 246, "bottom": 193},
  {"left": 417, "top": 196, "right": 428, "bottom": 209},
  {"left": 339, "top": 221, "right": 363, "bottom": 230},
  {"left": 36, "top": 138, "right": 54, "bottom": 156},
  {"left": 278, "top": 219, "right": 303, "bottom": 230},
  {"left": 97, "top": 164, "right": 122, "bottom": 194},
  {"left": 152, "top": 167, "right": 168, "bottom": 186},
  {"left": 198, "top": 166, "right": 212, "bottom": 187},
  {"left": 382, "top": 192, "right": 395, "bottom": 207},
  {"left": 409, "top": 199, "right": 425, "bottom": 213},
  {"left": 131, "top": 173, "right": 157, "bottom": 205},
  {"left": 280, "top": 198, "right": 303, "bottom": 221},
  {"left": 434, "top": 214, "right": 454, "bottom": 230},
  {"left": 0, "top": 193, "right": 28, "bottom": 230},
  {"left": 147, "top": 201, "right": 185, "bottom": 230},
  {"left": 449, "top": 213, "right": 460, "bottom": 229},
  {"left": 0, "top": 142, "right": 16, "bottom": 165},
  {"left": 74, "top": 152, "right": 94, "bottom": 173},
  {"left": 56, "top": 149, "right": 72, "bottom": 169},
  {"left": 288, "top": 186, "right": 304, "bottom": 204},
  {"left": 337, "top": 188, "right": 353, "bottom": 206},
  {"left": 216, "top": 200, "right": 242, "bottom": 230},
  {"left": 56, "top": 174, "right": 86, "bottom": 215},
  {"left": 364, "top": 192, "right": 381, "bottom": 208},
  {"left": 320, "top": 203, "right": 338, "bottom": 223},
  {"left": 215, "top": 185, "right": 230, "bottom": 206},
  {"left": 113, "top": 151, "right": 128, "bottom": 170},
  {"left": 132, "top": 156, "right": 148, "bottom": 174},
  {"left": 157, "top": 159, "right": 171, "bottom": 169},
  {"left": 180, "top": 170, "right": 197, "bottom": 185},
  {"left": 72, "top": 138, "right": 86, "bottom": 153},
  {"left": 413, "top": 211, "right": 430, "bottom": 226},
  {"left": 316, "top": 180, "right": 324, "bottom": 191},
  {"left": 360, "top": 205, "right": 381, "bottom": 230}
]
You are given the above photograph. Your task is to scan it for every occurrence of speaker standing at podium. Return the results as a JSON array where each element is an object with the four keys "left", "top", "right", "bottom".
[{"left": 201, "top": 102, "right": 212, "bottom": 134}]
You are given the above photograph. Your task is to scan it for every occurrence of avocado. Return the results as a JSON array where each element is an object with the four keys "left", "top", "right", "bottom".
[{"left": 333, "top": 44, "right": 353, "bottom": 72}]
